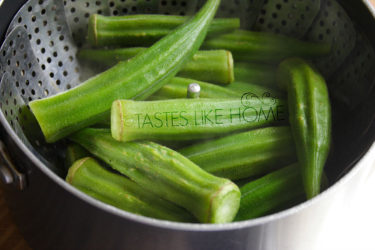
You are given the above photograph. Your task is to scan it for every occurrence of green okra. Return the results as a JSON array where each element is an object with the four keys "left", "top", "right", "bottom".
[
  {"left": 277, "top": 57, "right": 331, "bottom": 199},
  {"left": 70, "top": 129, "right": 241, "bottom": 224},
  {"left": 225, "top": 81, "right": 284, "bottom": 98},
  {"left": 234, "top": 62, "right": 277, "bottom": 88},
  {"left": 179, "top": 126, "right": 297, "bottom": 180},
  {"left": 203, "top": 29, "right": 331, "bottom": 63},
  {"left": 148, "top": 77, "right": 241, "bottom": 100},
  {"left": 65, "top": 143, "right": 90, "bottom": 170},
  {"left": 111, "top": 98, "right": 287, "bottom": 142},
  {"left": 234, "top": 164, "right": 303, "bottom": 221},
  {"left": 66, "top": 157, "right": 196, "bottom": 222},
  {"left": 78, "top": 48, "right": 234, "bottom": 85},
  {"left": 87, "top": 14, "right": 240, "bottom": 47},
  {"left": 148, "top": 77, "right": 283, "bottom": 101},
  {"left": 29, "top": 0, "right": 221, "bottom": 143}
]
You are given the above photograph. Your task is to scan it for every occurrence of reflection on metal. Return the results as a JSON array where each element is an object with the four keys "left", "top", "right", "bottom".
[{"left": 187, "top": 83, "right": 201, "bottom": 99}]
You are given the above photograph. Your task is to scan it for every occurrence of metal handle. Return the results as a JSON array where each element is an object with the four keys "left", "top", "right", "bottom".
[{"left": 0, "top": 140, "right": 26, "bottom": 190}]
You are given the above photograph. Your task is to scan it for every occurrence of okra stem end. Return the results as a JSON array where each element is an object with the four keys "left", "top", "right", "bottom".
[
  {"left": 208, "top": 181, "right": 241, "bottom": 223},
  {"left": 111, "top": 100, "right": 124, "bottom": 142},
  {"left": 66, "top": 157, "right": 91, "bottom": 184},
  {"left": 87, "top": 14, "right": 98, "bottom": 46},
  {"left": 227, "top": 51, "right": 235, "bottom": 84}
]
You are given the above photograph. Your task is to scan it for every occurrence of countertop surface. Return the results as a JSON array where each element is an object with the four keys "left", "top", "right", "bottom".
[{"left": 0, "top": 188, "right": 30, "bottom": 250}]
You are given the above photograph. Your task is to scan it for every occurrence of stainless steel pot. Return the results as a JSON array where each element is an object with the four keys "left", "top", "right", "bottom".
[{"left": 1, "top": 0, "right": 375, "bottom": 249}]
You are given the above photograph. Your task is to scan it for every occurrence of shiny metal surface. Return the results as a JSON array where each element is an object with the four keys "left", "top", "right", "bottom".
[
  {"left": 0, "top": 141, "right": 26, "bottom": 190},
  {"left": 0, "top": 0, "right": 375, "bottom": 249}
]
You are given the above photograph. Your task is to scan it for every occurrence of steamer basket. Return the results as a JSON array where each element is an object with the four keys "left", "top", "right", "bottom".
[{"left": 1, "top": 0, "right": 375, "bottom": 249}]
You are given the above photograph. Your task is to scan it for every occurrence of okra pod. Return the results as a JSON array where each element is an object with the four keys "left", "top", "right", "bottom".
[
  {"left": 70, "top": 129, "right": 241, "bottom": 223},
  {"left": 179, "top": 126, "right": 297, "bottom": 180},
  {"left": 87, "top": 14, "right": 240, "bottom": 47},
  {"left": 148, "top": 77, "right": 241, "bottom": 100},
  {"left": 277, "top": 58, "right": 331, "bottom": 199},
  {"left": 65, "top": 143, "right": 90, "bottom": 170},
  {"left": 67, "top": 157, "right": 196, "bottom": 222},
  {"left": 234, "top": 62, "right": 277, "bottom": 88},
  {"left": 234, "top": 164, "right": 303, "bottom": 221},
  {"left": 203, "top": 29, "right": 331, "bottom": 63},
  {"left": 225, "top": 81, "right": 283, "bottom": 98},
  {"left": 111, "top": 98, "right": 287, "bottom": 142},
  {"left": 78, "top": 48, "right": 234, "bottom": 85},
  {"left": 29, "top": 0, "right": 221, "bottom": 142}
]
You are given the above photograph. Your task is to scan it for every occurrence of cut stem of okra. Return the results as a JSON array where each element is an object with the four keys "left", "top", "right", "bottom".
[
  {"left": 111, "top": 98, "right": 287, "bottom": 142},
  {"left": 29, "top": 0, "right": 221, "bottom": 142}
]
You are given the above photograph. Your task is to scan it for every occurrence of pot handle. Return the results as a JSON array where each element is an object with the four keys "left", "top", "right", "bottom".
[{"left": 0, "top": 140, "right": 26, "bottom": 190}]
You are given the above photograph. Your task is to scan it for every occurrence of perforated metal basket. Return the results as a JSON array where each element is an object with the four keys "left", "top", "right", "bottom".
[
  {"left": 1, "top": 0, "right": 374, "bottom": 177},
  {"left": 1, "top": 0, "right": 375, "bottom": 249}
]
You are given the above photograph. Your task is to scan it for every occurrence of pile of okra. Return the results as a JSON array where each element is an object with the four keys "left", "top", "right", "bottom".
[{"left": 29, "top": 0, "right": 332, "bottom": 224}]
